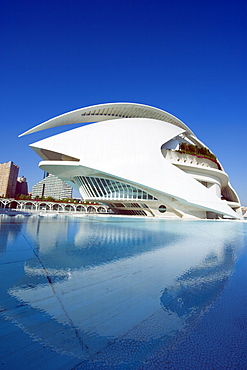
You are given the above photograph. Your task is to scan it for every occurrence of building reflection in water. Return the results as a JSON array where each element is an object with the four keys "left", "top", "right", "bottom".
[
  {"left": 160, "top": 244, "right": 237, "bottom": 320},
  {"left": 2, "top": 216, "right": 244, "bottom": 364},
  {"left": 0, "top": 216, "right": 23, "bottom": 256}
]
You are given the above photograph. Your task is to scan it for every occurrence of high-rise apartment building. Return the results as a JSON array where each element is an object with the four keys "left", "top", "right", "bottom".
[
  {"left": 0, "top": 161, "right": 19, "bottom": 198},
  {"left": 32, "top": 174, "right": 72, "bottom": 200},
  {"left": 16, "top": 176, "right": 28, "bottom": 196}
]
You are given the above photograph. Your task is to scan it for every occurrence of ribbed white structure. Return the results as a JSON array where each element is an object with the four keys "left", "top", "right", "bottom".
[{"left": 20, "top": 103, "right": 241, "bottom": 219}]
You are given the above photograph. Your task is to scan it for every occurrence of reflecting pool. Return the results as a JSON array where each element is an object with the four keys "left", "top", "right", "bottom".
[{"left": 0, "top": 215, "right": 247, "bottom": 369}]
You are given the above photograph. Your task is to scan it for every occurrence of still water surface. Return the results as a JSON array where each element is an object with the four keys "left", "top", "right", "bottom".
[{"left": 0, "top": 215, "right": 247, "bottom": 369}]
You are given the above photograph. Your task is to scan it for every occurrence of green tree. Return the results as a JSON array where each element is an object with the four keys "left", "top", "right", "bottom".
[{"left": 46, "top": 196, "right": 55, "bottom": 202}]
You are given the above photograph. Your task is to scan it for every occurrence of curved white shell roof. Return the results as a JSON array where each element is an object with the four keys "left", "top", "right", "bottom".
[{"left": 19, "top": 102, "right": 194, "bottom": 137}]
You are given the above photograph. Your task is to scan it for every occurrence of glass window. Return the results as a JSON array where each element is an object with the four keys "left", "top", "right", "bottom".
[{"left": 158, "top": 205, "right": 167, "bottom": 213}]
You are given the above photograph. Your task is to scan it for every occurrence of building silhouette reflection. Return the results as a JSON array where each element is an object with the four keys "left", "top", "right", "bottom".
[{"left": 3, "top": 216, "right": 243, "bottom": 364}]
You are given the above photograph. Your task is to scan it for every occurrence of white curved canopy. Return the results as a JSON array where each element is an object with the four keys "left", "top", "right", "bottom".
[{"left": 19, "top": 102, "right": 194, "bottom": 137}]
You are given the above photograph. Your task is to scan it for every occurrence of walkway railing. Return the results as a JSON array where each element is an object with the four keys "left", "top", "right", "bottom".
[{"left": 0, "top": 199, "right": 111, "bottom": 214}]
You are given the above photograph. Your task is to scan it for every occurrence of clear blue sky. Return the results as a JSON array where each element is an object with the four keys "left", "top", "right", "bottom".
[{"left": 1, "top": 0, "right": 246, "bottom": 204}]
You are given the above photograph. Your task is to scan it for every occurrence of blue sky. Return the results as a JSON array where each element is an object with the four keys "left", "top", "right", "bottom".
[{"left": 1, "top": 0, "right": 247, "bottom": 204}]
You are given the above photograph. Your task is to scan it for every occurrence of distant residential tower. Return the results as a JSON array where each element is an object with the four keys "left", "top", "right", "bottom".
[
  {"left": 16, "top": 176, "right": 29, "bottom": 196},
  {"left": 0, "top": 161, "right": 19, "bottom": 198},
  {"left": 32, "top": 173, "right": 72, "bottom": 200}
]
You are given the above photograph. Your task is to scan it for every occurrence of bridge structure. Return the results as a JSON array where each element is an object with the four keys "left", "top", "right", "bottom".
[{"left": 0, "top": 199, "right": 110, "bottom": 214}]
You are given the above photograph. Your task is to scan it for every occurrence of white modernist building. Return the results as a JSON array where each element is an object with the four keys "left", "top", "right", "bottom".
[{"left": 19, "top": 103, "right": 241, "bottom": 219}]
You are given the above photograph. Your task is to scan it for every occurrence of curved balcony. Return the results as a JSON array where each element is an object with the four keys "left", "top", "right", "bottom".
[{"left": 162, "top": 149, "right": 228, "bottom": 188}]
